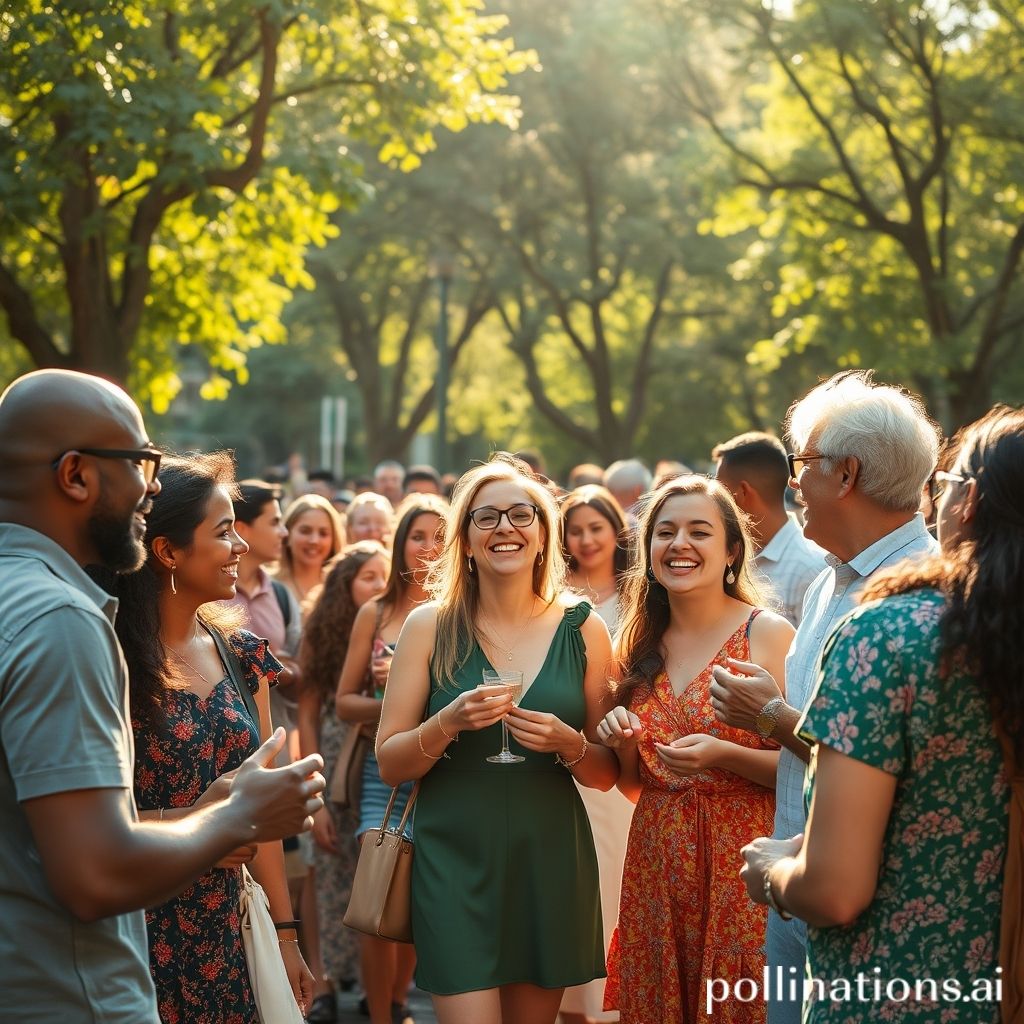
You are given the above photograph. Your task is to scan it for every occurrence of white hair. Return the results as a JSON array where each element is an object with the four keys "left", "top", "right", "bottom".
[
  {"left": 603, "top": 459, "right": 653, "bottom": 493},
  {"left": 785, "top": 371, "right": 940, "bottom": 512}
]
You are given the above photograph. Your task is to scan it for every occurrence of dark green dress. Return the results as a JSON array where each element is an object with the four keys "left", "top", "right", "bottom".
[{"left": 412, "top": 602, "right": 605, "bottom": 994}]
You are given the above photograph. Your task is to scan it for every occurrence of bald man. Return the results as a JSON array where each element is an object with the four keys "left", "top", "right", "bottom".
[{"left": 0, "top": 370, "right": 325, "bottom": 1023}]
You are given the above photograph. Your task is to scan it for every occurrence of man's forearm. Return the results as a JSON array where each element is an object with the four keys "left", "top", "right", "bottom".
[{"left": 773, "top": 703, "right": 812, "bottom": 764}]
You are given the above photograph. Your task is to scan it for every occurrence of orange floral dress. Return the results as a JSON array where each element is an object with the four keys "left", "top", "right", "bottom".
[{"left": 605, "top": 610, "right": 775, "bottom": 1024}]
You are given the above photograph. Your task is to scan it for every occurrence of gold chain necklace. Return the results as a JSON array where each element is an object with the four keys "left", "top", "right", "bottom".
[
  {"left": 478, "top": 602, "right": 540, "bottom": 664},
  {"left": 165, "top": 625, "right": 221, "bottom": 688}
]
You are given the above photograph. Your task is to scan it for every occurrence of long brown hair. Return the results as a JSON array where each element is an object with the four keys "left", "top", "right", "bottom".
[
  {"left": 300, "top": 542, "right": 390, "bottom": 706},
  {"left": 378, "top": 494, "right": 448, "bottom": 630},
  {"left": 615, "top": 475, "right": 762, "bottom": 707},
  {"left": 427, "top": 452, "right": 567, "bottom": 684},
  {"left": 560, "top": 485, "right": 631, "bottom": 581},
  {"left": 861, "top": 404, "right": 1024, "bottom": 761}
]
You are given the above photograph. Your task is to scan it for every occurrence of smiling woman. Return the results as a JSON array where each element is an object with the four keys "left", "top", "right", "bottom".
[
  {"left": 375, "top": 453, "right": 620, "bottom": 1024},
  {"left": 105, "top": 453, "right": 312, "bottom": 1023}
]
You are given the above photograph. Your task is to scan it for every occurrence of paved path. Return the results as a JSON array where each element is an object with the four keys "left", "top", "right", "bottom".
[{"left": 332, "top": 987, "right": 437, "bottom": 1024}]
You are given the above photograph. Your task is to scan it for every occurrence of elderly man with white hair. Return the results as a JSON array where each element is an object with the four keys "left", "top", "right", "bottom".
[
  {"left": 709, "top": 370, "right": 940, "bottom": 1024},
  {"left": 602, "top": 458, "right": 652, "bottom": 525}
]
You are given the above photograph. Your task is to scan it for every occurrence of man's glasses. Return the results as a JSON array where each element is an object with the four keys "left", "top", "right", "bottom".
[
  {"left": 928, "top": 470, "right": 971, "bottom": 504},
  {"left": 52, "top": 447, "right": 162, "bottom": 484},
  {"left": 787, "top": 453, "right": 829, "bottom": 479},
  {"left": 467, "top": 503, "right": 539, "bottom": 530}
]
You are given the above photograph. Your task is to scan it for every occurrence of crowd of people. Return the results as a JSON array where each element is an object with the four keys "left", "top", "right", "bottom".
[{"left": 1, "top": 366, "right": 1020, "bottom": 1024}]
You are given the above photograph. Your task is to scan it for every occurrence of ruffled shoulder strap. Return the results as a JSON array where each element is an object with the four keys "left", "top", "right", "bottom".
[
  {"left": 227, "top": 629, "right": 284, "bottom": 695},
  {"left": 563, "top": 600, "right": 593, "bottom": 630}
]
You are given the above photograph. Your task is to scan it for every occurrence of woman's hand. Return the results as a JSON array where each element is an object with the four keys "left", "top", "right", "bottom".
[
  {"left": 311, "top": 805, "right": 339, "bottom": 854},
  {"left": 278, "top": 937, "right": 314, "bottom": 1016},
  {"left": 596, "top": 707, "right": 645, "bottom": 749},
  {"left": 370, "top": 651, "right": 393, "bottom": 691},
  {"left": 193, "top": 767, "right": 238, "bottom": 808},
  {"left": 505, "top": 707, "right": 579, "bottom": 755},
  {"left": 444, "top": 685, "right": 514, "bottom": 732},
  {"left": 213, "top": 843, "right": 258, "bottom": 869},
  {"left": 654, "top": 733, "right": 722, "bottom": 776},
  {"left": 740, "top": 834, "right": 804, "bottom": 904}
]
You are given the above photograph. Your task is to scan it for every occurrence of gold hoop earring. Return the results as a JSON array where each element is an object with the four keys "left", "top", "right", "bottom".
[
  {"left": 169, "top": 565, "right": 177, "bottom": 595},
  {"left": 537, "top": 550, "right": 544, "bottom": 566}
]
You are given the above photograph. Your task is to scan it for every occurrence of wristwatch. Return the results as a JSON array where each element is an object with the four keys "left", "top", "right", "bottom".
[
  {"left": 755, "top": 696, "right": 786, "bottom": 739},
  {"left": 763, "top": 871, "right": 793, "bottom": 920}
]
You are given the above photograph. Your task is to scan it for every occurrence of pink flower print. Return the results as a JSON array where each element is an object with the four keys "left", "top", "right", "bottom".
[
  {"left": 965, "top": 934, "right": 993, "bottom": 973},
  {"left": 886, "top": 684, "right": 916, "bottom": 714},
  {"left": 974, "top": 847, "right": 1005, "bottom": 886},
  {"left": 846, "top": 638, "right": 879, "bottom": 683},
  {"left": 826, "top": 710, "right": 859, "bottom": 754},
  {"left": 961, "top": 828, "right": 980, "bottom": 848}
]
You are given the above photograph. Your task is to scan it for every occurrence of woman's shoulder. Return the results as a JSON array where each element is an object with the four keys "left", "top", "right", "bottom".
[
  {"left": 404, "top": 601, "right": 441, "bottom": 631},
  {"left": 748, "top": 607, "right": 796, "bottom": 641}
]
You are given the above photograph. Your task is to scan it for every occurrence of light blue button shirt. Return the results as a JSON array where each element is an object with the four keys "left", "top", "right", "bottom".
[{"left": 773, "top": 515, "right": 937, "bottom": 841}]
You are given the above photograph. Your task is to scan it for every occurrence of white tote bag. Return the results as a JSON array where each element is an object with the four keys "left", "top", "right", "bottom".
[{"left": 238, "top": 867, "right": 305, "bottom": 1024}]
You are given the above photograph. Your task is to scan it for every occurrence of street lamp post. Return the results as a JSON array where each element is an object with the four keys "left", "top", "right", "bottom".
[{"left": 430, "top": 253, "right": 454, "bottom": 473}]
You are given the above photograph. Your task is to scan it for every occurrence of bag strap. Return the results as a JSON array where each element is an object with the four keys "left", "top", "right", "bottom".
[
  {"left": 208, "top": 626, "right": 261, "bottom": 730},
  {"left": 995, "top": 726, "right": 1024, "bottom": 1023},
  {"left": 271, "top": 579, "right": 292, "bottom": 629},
  {"left": 376, "top": 781, "right": 421, "bottom": 839}
]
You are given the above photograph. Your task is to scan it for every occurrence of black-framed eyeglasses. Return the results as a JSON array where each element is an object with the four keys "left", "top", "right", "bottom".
[
  {"left": 787, "top": 452, "right": 829, "bottom": 479},
  {"left": 52, "top": 447, "right": 162, "bottom": 484},
  {"left": 467, "top": 503, "right": 539, "bottom": 530},
  {"left": 928, "top": 469, "right": 971, "bottom": 504}
]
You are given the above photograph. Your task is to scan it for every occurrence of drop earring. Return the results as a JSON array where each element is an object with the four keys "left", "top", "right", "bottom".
[
  {"left": 536, "top": 550, "right": 544, "bottom": 566},
  {"left": 169, "top": 564, "right": 177, "bottom": 595},
  {"left": 466, "top": 554, "right": 474, "bottom": 574},
  {"left": 725, "top": 564, "right": 736, "bottom": 586}
]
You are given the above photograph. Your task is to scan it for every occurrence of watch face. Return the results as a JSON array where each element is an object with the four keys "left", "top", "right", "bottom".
[{"left": 756, "top": 709, "right": 775, "bottom": 739}]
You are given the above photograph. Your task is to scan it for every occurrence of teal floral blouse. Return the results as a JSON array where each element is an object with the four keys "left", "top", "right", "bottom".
[{"left": 798, "top": 588, "right": 1009, "bottom": 1023}]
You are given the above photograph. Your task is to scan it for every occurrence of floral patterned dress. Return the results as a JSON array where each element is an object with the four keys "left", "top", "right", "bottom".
[
  {"left": 133, "top": 630, "right": 281, "bottom": 1024},
  {"left": 799, "top": 589, "right": 1008, "bottom": 1023},
  {"left": 605, "top": 610, "right": 775, "bottom": 1024}
]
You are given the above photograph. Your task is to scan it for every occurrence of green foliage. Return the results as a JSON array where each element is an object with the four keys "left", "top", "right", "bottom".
[{"left": 0, "top": 0, "right": 531, "bottom": 403}]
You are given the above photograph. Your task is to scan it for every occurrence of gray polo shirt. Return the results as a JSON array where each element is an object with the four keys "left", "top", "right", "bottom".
[{"left": 0, "top": 524, "right": 158, "bottom": 1022}]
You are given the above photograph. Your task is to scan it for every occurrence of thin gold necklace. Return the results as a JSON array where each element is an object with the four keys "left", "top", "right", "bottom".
[
  {"left": 165, "top": 624, "right": 220, "bottom": 688},
  {"left": 478, "top": 601, "right": 540, "bottom": 664}
]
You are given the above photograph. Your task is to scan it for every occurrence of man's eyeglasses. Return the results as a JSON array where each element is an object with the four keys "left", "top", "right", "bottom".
[
  {"left": 467, "top": 503, "right": 539, "bottom": 530},
  {"left": 928, "top": 470, "right": 971, "bottom": 504},
  {"left": 787, "top": 453, "right": 828, "bottom": 479},
  {"left": 52, "top": 447, "right": 162, "bottom": 484}
]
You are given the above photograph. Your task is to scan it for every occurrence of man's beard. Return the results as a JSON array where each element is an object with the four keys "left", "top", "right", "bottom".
[{"left": 87, "top": 499, "right": 146, "bottom": 574}]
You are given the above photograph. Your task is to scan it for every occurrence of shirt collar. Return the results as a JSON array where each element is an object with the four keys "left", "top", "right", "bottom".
[
  {"left": 757, "top": 514, "right": 802, "bottom": 563},
  {"left": 236, "top": 565, "right": 273, "bottom": 599},
  {"left": 0, "top": 523, "right": 119, "bottom": 622},
  {"left": 823, "top": 515, "right": 932, "bottom": 579}
]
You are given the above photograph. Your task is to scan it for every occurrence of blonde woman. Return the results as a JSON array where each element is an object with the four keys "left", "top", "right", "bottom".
[
  {"left": 276, "top": 494, "right": 346, "bottom": 605},
  {"left": 377, "top": 453, "right": 618, "bottom": 1024}
]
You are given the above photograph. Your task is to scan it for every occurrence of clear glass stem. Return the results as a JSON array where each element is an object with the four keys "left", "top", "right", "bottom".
[{"left": 500, "top": 719, "right": 512, "bottom": 756}]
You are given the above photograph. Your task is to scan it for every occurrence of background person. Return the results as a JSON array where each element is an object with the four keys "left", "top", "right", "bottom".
[
  {"left": 345, "top": 491, "right": 395, "bottom": 546},
  {"left": 376, "top": 454, "right": 618, "bottom": 1024},
  {"left": 603, "top": 459, "right": 652, "bottom": 528},
  {"left": 336, "top": 496, "right": 447, "bottom": 1024},
  {"left": 740, "top": 404, "right": 1024, "bottom": 1024},
  {"left": 559, "top": 484, "right": 635, "bottom": 1024},
  {"left": 0, "top": 369, "right": 324, "bottom": 1024},
  {"left": 712, "top": 432, "right": 825, "bottom": 626},
  {"left": 373, "top": 460, "right": 405, "bottom": 508},
  {"left": 598, "top": 476, "right": 794, "bottom": 1024},
  {"left": 298, "top": 542, "right": 391, "bottom": 1023}
]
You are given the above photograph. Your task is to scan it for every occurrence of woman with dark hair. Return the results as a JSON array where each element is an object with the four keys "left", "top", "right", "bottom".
[
  {"left": 599, "top": 476, "right": 794, "bottom": 1024},
  {"left": 336, "top": 496, "right": 446, "bottom": 1024},
  {"left": 559, "top": 485, "right": 633, "bottom": 1024},
  {"left": 297, "top": 542, "right": 390, "bottom": 1022},
  {"left": 741, "top": 405, "right": 1024, "bottom": 1024},
  {"left": 562, "top": 484, "right": 630, "bottom": 633},
  {"left": 376, "top": 454, "right": 619, "bottom": 1024},
  {"left": 112, "top": 452, "right": 313, "bottom": 1023}
]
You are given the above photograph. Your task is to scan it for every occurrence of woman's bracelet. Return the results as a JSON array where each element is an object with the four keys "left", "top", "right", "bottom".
[
  {"left": 418, "top": 721, "right": 446, "bottom": 760},
  {"left": 273, "top": 919, "right": 301, "bottom": 931},
  {"left": 555, "top": 731, "right": 588, "bottom": 770},
  {"left": 278, "top": 938, "right": 299, "bottom": 944},
  {"left": 158, "top": 808, "right": 164, "bottom": 822},
  {"left": 436, "top": 706, "right": 459, "bottom": 743}
]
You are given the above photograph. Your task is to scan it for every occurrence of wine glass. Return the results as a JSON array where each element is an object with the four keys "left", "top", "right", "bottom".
[{"left": 482, "top": 669, "right": 525, "bottom": 764}]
